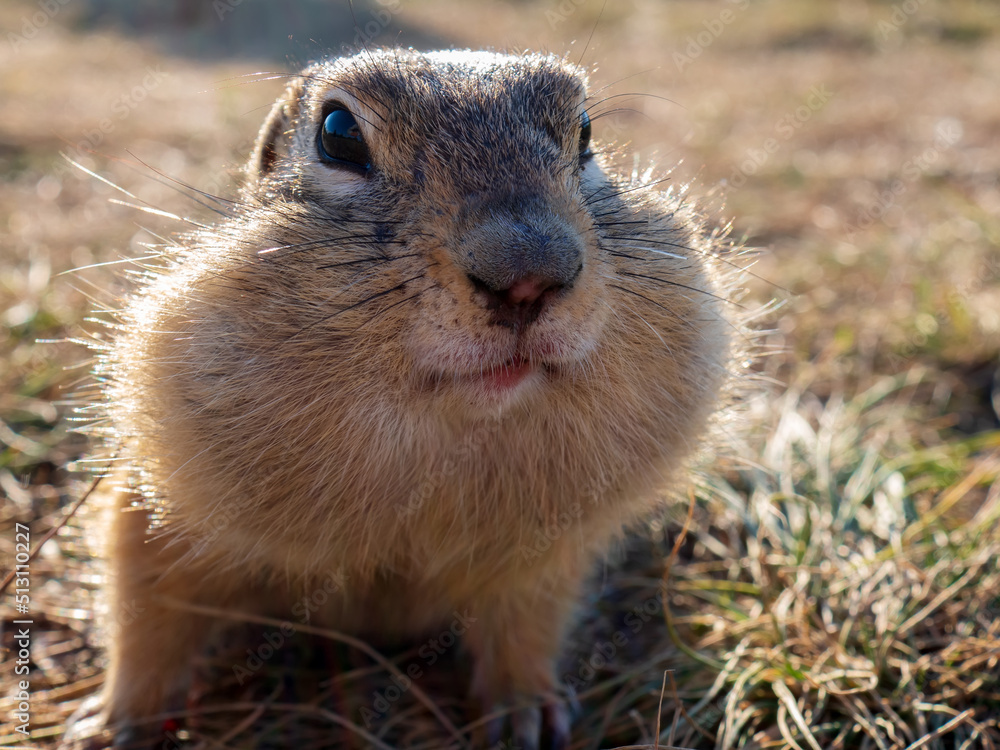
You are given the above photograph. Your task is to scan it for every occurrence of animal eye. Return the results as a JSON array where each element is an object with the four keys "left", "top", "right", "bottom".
[
  {"left": 317, "top": 108, "right": 371, "bottom": 171},
  {"left": 579, "top": 110, "right": 592, "bottom": 162}
]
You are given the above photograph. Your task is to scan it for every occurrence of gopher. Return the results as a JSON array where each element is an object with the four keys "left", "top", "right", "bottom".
[{"left": 64, "top": 48, "right": 734, "bottom": 749}]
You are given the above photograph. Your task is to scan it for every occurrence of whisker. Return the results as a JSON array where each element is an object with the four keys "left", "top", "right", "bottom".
[
  {"left": 604, "top": 234, "right": 698, "bottom": 255},
  {"left": 574, "top": 0, "right": 607, "bottom": 68},
  {"left": 205, "top": 70, "right": 391, "bottom": 123},
  {"left": 592, "top": 220, "right": 647, "bottom": 228},
  {"left": 606, "top": 237, "right": 782, "bottom": 291},
  {"left": 584, "top": 176, "right": 672, "bottom": 204},
  {"left": 587, "top": 106, "right": 659, "bottom": 133},
  {"left": 612, "top": 283, "right": 752, "bottom": 346},
  {"left": 581, "top": 69, "right": 658, "bottom": 104},
  {"left": 604, "top": 234, "right": 695, "bottom": 249},
  {"left": 338, "top": 258, "right": 436, "bottom": 298},
  {"left": 607, "top": 247, "right": 686, "bottom": 262},
  {"left": 619, "top": 271, "right": 742, "bottom": 308},
  {"left": 586, "top": 91, "right": 685, "bottom": 113},
  {"left": 288, "top": 273, "right": 427, "bottom": 340},
  {"left": 354, "top": 285, "right": 432, "bottom": 331},
  {"left": 256, "top": 235, "right": 404, "bottom": 257},
  {"left": 202, "top": 71, "right": 303, "bottom": 92},
  {"left": 608, "top": 283, "right": 687, "bottom": 326},
  {"left": 65, "top": 159, "right": 207, "bottom": 230},
  {"left": 124, "top": 150, "right": 238, "bottom": 212},
  {"left": 619, "top": 299, "right": 673, "bottom": 355},
  {"left": 588, "top": 107, "right": 644, "bottom": 122},
  {"left": 107, "top": 200, "right": 212, "bottom": 229},
  {"left": 59, "top": 254, "right": 166, "bottom": 277},
  {"left": 316, "top": 252, "right": 420, "bottom": 271}
]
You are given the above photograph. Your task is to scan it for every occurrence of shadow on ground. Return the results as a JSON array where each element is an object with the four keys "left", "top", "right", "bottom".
[{"left": 73, "top": 0, "right": 451, "bottom": 64}]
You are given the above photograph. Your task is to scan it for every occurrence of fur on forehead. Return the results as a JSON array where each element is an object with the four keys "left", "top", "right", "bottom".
[{"left": 300, "top": 48, "right": 590, "bottom": 130}]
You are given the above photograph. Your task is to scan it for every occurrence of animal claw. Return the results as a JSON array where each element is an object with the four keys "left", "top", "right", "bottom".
[{"left": 481, "top": 698, "right": 571, "bottom": 750}]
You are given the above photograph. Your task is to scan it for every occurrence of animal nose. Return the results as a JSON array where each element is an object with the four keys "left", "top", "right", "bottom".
[
  {"left": 503, "top": 277, "right": 551, "bottom": 307},
  {"left": 457, "top": 201, "right": 585, "bottom": 329},
  {"left": 466, "top": 271, "right": 578, "bottom": 329}
]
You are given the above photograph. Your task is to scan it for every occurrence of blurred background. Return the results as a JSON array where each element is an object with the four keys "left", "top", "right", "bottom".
[{"left": 1, "top": 0, "right": 999, "bottom": 747}]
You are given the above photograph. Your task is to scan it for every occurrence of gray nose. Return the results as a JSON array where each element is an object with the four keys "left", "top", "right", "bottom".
[{"left": 459, "top": 210, "right": 584, "bottom": 329}]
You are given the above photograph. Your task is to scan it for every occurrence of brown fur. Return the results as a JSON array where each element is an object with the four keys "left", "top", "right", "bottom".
[{"left": 65, "top": 49, "right": 735, "bottom": 748}]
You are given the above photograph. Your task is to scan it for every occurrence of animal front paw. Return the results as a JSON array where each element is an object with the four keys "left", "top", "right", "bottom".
[
  {"left": 482, "top": 696, "right": 574, "bottom": 750},
  {"left": 60, "top": 694, "right": 184, "bottom": 750}
]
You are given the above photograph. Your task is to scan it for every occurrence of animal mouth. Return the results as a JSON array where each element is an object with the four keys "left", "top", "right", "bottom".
[
  {"left": 418, "top": 353, "right": 559, "bottom": 397},
  {"left": 475, "top": 356, "right": 535, "bottom": 391}
]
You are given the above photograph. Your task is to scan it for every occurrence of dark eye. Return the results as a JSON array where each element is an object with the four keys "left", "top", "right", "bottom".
[
  {"left": 579, "top": 110, "right": 592, "bottom": 162},
  {"left": 317, "top": 108, "right": 371, "bottom": 172}
]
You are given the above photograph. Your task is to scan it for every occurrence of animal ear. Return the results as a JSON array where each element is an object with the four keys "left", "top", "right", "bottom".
[{"left": 247, "top": 78, "right": 305, "bottom": 183}]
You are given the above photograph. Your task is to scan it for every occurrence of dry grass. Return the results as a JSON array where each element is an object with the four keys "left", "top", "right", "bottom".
[{"left": 1, "top": 0, "right": 999, "bottom": 748}]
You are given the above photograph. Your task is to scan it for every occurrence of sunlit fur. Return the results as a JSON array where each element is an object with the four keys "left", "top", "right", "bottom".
[{"left": 73, "top": 49, "right": 736, "bottom": 745}]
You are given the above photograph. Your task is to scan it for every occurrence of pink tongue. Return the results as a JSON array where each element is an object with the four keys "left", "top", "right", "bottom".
[{"left": 482, "top": 359, "right": 532, "bottom": 389}]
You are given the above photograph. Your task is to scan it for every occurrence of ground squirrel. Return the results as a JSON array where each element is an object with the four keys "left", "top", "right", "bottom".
[{"left": 63, "top": 48, "right": 735, "bottom": 749}]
